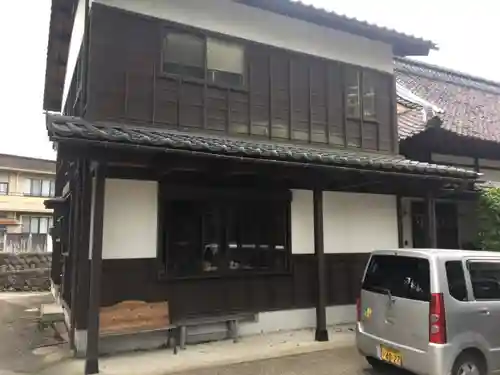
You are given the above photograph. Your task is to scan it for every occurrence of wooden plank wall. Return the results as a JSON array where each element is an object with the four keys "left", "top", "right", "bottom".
[
  {"left": 86, "top": 4, "right": 395, "bottom": 153},
  {"left": 74, "top": 253, "right": 368, "bottom": 327}
]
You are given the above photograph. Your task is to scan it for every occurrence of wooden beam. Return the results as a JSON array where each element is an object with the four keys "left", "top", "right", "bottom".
[
  {"left": 313, "top": 189, "right": 328, "bottom": 342},
  {"left": 85, "top": 163, "right": 106, "bottom": 375}
]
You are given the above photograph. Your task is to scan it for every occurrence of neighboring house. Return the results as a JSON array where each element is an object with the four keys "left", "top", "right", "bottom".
[
  {"left": 396, "top": 57, "right": 500, "bottom": 251},
  {"left": 43, "top": 0, "right": 478, "bottom": 372},
  {"left": 0, "top": 154, "right": 55, "bottom": 253}
]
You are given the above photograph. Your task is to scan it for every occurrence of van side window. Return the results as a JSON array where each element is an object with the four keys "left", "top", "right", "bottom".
[
  {"left": 362, "top": 255, "right": 430, "bottom": 302},
  {"left": 468, "top": 262, "right": 500, "bottom": 300},
  {"left": 445, "top": 261, "right": 468, "bottom": 301}
]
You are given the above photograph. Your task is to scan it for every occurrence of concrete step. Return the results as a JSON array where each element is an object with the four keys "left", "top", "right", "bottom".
[{"left": 40, "top": 303, "right": 64, "bottom": 324}]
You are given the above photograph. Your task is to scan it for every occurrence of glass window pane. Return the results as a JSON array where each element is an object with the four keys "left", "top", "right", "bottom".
[
  {"left": 50, "top": 180, "right": 55, "bottom": 196},
  {"left": 30, "top": 217, "right": 39, "bottom": 234},
  {"left": 41, "top": 180, "right": 51, "bottom": 197},
  {"left": 0, "top": 183, "right": 7, "bottom": 195},
  {"left": 469, "top": 262, "right": 500, "bottom": 300},
  {"left": 39, "top": 217, "right": 49, "bottom": 234},
  {"left": 31, "top": 180, "right": 41, "bottom": 196},
  {"left": 21, "top": 216, "right": 30, "bottom": 233},
  {"left": 346, "top": 68, "right": 360, "bottom": 118},
  {"left": 363, "top": 73, "right": 376, "bottom": 120},
  {"left": 23, "top": 178, "right": 31, "bottom": 195},
  {"left": 163, "top": 32, "right": 204, "bottom": 70},
  {"left": 207, "top": 38, "right": 244, "bottom": 74},
  {"left": 362, "top": 255, "right": 431, "bottom": 302},
  {"left": 446, "top": 261, "right": 468, "bottom": 301}
]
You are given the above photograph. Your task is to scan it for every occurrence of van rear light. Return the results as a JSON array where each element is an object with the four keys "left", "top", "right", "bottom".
[
  {"left": 356, "top": 297, "right": 361, "bottom": 322},
  {"left": 429, "top": 293, "right": 446, "bottom": 344}
]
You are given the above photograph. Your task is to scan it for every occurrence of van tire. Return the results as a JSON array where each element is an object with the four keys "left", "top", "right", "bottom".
[
  {"left": 451, "top": 352, "right": 486, "bottom": 375},
  {"left": 365, "top": 357, "right": 387, "bottom": 372}
]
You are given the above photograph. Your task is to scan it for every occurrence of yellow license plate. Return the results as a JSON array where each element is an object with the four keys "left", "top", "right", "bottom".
[{"left": 380, "top": 345, "right": 402, "bottom": 366}]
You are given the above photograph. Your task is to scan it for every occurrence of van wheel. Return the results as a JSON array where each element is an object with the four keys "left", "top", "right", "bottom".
[
  {"left": 365, "top": 357, "right": 387, "bottom": 372},
  {"left": 452, "top": 353, "right": 486, "bottom": 375}
]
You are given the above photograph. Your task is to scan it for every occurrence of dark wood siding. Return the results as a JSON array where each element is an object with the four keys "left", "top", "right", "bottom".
[
  {"left": 74, "top": 253, "right": 369, "bottom": 328},
  {"left": 86, "top": 4, "right": 396, "bottom": 153}
]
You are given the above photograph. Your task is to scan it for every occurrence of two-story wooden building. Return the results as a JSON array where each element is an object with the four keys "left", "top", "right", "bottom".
[
  {"left": 43, "top": 0, "right": 478, "bottom": 373},
  {"left": 396, "top": 57, "right": 500, "bottom": 251}
]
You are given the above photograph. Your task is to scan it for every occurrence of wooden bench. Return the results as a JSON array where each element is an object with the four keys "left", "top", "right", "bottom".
[
  {"left": 175, "top": 313, "right": 253, "bottom": 350},
  {"left": 99, "top": 300, "right": 178, "bottom": 353}
]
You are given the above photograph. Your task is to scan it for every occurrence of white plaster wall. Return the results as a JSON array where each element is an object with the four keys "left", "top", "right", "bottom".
[
  {"left": 480, "top": 168, "right": 500, "bottom": 187},
  {"left": 95, "top": 0, "right": 394, "bottom": 73},
  {"left": 291, "top": 190, "right": 314, "bottom": 254},
  {"left": 62, "top": 0, "right": 88, "bottom": 109},
  {"left": 431, "top": 153, "right": 475, "bottom": 167},
  {"left": 323, "top": 192, "right": 398, "bottom": 253},
  {"left": 479, "top": 159, "right": 500, "bottom": 169},
  {"left": 239, "top": 305, "right": 355, "bottom": 336},
  {"left": 100, "top": 179, "right": 158, "bottom": 259}
]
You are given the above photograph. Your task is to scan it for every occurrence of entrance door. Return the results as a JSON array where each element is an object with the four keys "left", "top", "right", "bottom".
[{"left": 411, "top": 201, "right": 459, "bottom": 248}]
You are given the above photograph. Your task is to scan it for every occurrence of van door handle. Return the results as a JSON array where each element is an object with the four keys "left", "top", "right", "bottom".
[{"left": 478, "top": 308, "right": 490, "bottom": 316}]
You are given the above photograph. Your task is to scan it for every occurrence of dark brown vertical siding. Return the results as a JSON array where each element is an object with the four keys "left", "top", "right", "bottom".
[
  {"left": 97, "top": 253, "right": 369, "bottom": 322},
  {"left": 327, "top": 63, "right": 345, "bottom": 146},
  {"left": 310, "top": 60, "right": 328, "bottom": 144},
  {"left": 376, "top": 72, "right": 393, "bottom": 152},
  {"left": 87, "top": 4, "right": 396, "bottom": 154},
  {"left": 155, "top": 79, "right": 179, "bottom": 126},
  {"left": 229, "top": 91, "right": 250, "bottom": 135},
  {"left": 270, "top": 53, "right": 290, "bottom": 139},
  {"left": 248, "top": 46, "right": 270, "bottom": 137}
]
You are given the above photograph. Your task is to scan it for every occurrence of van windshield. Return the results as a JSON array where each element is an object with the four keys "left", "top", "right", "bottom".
[{"left": 362, "top": 255, "right": 431, "bottom": 302}]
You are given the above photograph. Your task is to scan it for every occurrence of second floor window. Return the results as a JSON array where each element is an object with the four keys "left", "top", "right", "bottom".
[
  {"left": 346, "top": 68, "right": 377, "bottom": 121},
  {"left": 24, "top": 178, "right": 55, "bottom": 197},
  {"left": 0, "top": 182, "right": 8, "bottom": 195},
  {"left": 162, "top": 31, "right": 245, "bottom": 87},
  {"left": 21, "top": 216, "right": 53, "bottom": 234}
]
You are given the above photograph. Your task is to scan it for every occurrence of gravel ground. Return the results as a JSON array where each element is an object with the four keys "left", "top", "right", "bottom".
[{"left": 0, "top": 292, "right": 64, "bottom": 374}]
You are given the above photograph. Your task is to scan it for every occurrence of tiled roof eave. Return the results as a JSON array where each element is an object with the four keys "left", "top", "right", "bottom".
[{"left": 47, "top": 116, "right": 479, "bottom": 181}]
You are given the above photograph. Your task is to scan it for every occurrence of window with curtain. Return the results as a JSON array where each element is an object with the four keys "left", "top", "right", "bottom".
[
  {"left": 24, "top": 178, "right": 55, "bottom": 197},
  {"left": 162, "top": 31, "right": 245, "bottom": 87},
  {"left": 22, "top": 216, "right": 53, "bottom": 234},
  {"left": 0, "top": 182, "right": 8, "bottom": 195}
]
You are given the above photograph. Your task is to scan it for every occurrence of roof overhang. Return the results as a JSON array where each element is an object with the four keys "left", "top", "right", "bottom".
[
  {"left": 46, "top": 114, "right": 478, "bottom": 182},
  {"left": 43, "top": 0, "right": 78, "bottom": 112},
  {"left": 237, "top": 0, "right": 437, "bottom": 56}
]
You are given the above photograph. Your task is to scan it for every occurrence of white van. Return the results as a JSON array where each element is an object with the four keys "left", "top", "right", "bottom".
[{"left": 356, "top": 249, "right": 500, "bottom": 375}]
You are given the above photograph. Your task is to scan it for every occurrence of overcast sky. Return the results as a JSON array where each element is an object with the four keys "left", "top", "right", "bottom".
[{"left": 0, "top": 0, "right": 497, "bottom": 161}]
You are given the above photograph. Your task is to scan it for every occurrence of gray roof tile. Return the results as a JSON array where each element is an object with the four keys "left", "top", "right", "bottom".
[
  {"left": 47, "top": 115, "right": 478, "bottom": 180},
  {"left": 396, "top": 57, "right": 500, "bottom": 143}
]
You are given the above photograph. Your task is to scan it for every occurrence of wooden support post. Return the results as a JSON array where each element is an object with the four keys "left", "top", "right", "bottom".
[
  {"left": 313, "top": 189, "right": 328, "bottom": 342},
  {"left": 85, "top": 164, "right": 106, "bottom": 375},
  {"left": 51, "top": 155, "right": 67, "bottom": 286},
  {"left": 396, "top": 195, "right": 404, "bottom": 248},
  {"left": 75, "top": 160, "right": 92, "bottom": 331},
  {"left": 425, "top": 193, "right": 437, "bottom": 248},
  {"left": 69, "top": 161, "right": 82, "bottom": 350}
]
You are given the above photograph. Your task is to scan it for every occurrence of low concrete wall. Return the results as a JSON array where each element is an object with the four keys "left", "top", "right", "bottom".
[{"left": 0, "top": 252, "right": 51, "bottom": 292}]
